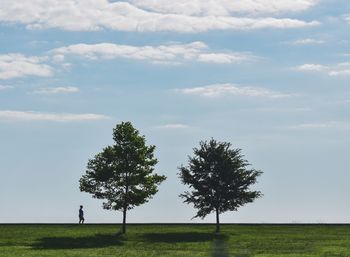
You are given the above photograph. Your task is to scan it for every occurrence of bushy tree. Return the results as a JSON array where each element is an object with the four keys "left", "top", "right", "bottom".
[
  {"left": 80, "top": 122, "right": 166, "bottom": 233},
  {"left": 179, "top": 139, "right": 262, "bottom": 232}
]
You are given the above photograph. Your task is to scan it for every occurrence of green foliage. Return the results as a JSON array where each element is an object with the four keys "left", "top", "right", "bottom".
[
  {"left": 79, "top": 122, "right": 166, "bottom": 231},
  {"left": 179, "top": 139, "right": 262, "bottom": 228}
]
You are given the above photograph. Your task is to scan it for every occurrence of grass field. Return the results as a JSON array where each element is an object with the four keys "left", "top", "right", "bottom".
[{"left": 1, "top": 224, "right": 350, "bottom": 256}]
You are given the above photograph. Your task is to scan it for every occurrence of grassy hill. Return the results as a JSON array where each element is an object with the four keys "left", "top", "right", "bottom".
[{"left": 1, "top": 224, "right": 350, "bottom": 256}]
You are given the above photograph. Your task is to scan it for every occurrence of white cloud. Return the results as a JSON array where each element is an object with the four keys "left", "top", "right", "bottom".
[
  {"left": 328, "top": 63, "right": 350, "bottom": 77},
  {"left": 0, "top": 85, "right": 13, "bottom": 90},
  {"left": 156, "top": 124, "right": 189, "bottom": 129},
  {"left": 33, "top": 86, "right": 79, "bottom": 95},
  {"left": 130, "top": 0, "right": 319, "bottom": 16},
  {"left": 293, "top": 64, "right": 327, "bottom": 72},
  {"left": 52, "top": 54, "right": 65, "bottom": 63},
  {"left": 51, "top": 42, "right": 253, "bottom": 64},
  {"left": 257, "top": 107, "right": 312, "bottom": 113},
  {"left": 177, "top": 83, "right": 291, "bottom": 98},
  {"left": 0, "top": 110, "right": 110, "bottom": 122},
  {"left": 197, "top": 53, "right": 250, "bottom": 64},
  {"left": 286, "top": 121, "right": 350, "bottom": 130},
  {"left": 294, "top": 62, "right": 350, "bottom": 76},
  {"left": 0, "top": 54, "right": 53, "bottom": 80},
  {"left": 344, "top": 14, "right": 350, "bottom": 24},
  {"left": 62, "top": 63, "right": 73, "bottom": 69},
  {"left": 328, "top": 70, "right": 350, "bottom": 76},
  {"left": 289, "top": 38, "right": 325, "bottom": 45},
  {"left": 0, "top": 0, "right": 320, "bottom": 32}
]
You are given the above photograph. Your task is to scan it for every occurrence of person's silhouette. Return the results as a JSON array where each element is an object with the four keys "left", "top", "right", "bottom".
[{"left": 79, "top": 205, "right": 85, "bottom": 224}]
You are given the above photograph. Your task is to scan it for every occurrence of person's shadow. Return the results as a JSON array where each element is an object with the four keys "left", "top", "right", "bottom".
[{"left": 32, "top": 234, "right": 123, "bottom": 249}]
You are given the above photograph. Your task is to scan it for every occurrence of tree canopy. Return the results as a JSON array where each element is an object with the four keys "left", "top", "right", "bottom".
[
  {"left": 80, "top": 121, "right": 166, "bottom": 233},
  {"left": 179, "top": 138, "right": 262, "bottom": 232}
]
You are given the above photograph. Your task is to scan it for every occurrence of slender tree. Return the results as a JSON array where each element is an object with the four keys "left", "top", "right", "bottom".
[
  {"left": 179, "top": 139, "right": 262, "bottom": 233},
  {"left": 80, "top": 122, "right": 166, "bottom": 233}
]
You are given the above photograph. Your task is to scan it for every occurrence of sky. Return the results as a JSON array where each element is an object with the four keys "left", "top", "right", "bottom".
[{"left": 1, "top": 0, "right": 350, "bottom": 223}]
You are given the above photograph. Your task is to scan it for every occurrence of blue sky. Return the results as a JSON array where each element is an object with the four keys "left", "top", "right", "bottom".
[{"left": 1, "top": 0, "right": 350, "bottom": 223}]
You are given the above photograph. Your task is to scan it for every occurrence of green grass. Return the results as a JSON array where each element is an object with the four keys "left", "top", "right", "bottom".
[{"left": 1, "top": 224, "right": 350, "bottom": 256}]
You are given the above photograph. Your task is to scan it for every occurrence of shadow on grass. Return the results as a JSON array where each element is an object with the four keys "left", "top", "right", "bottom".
[
  {"left": 143, "top": 232, "right": 216, "bottom": 243},
  {"left": 212, "top": 234, "right": 231, "bottom": 257},
  {"left": 32, "top": 234, "right": 123, "bottom": 249}
]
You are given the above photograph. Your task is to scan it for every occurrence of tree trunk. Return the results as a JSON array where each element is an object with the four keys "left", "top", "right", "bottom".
[
  {"left": 122, "top": 170, "right": 129, "bottom": 234},
  {"left": 122, "top": 206, "right": 127, "bottom": 234},
  {"left": 216, "top": 208, "right": 220, "bottom": 233}
]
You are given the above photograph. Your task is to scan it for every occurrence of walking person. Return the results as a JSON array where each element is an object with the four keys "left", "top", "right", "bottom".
[{"left": 79, "top": 205, "right": 85, "bottom": 224}]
